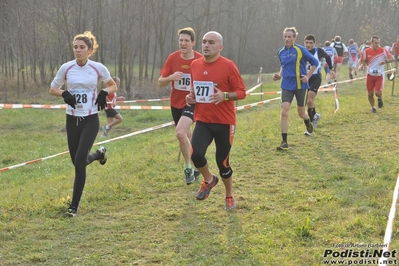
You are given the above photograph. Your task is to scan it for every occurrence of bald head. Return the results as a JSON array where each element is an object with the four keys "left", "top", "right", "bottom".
[
  {"left": 203, "top": 31, "right": 223, "bottom": 45},
  {"left": 202, "top": 31, "right": 223, "bottom": 63}
]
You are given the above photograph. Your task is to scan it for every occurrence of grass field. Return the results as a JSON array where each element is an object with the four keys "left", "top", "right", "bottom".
[{"left": 1, "top": 72, "right": 399, "bottom": 265}]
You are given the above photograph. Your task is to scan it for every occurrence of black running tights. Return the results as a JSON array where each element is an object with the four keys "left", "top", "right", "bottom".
[{"left": 66, "top": 114, "right": 100, "bottom": 208}]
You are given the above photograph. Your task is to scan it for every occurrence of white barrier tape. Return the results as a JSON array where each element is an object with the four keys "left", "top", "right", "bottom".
[
  {"left": 0, "top": 151, "right": 70, "bottom": 173},
  {"left": 333, "top": 85, "right": 339, "bottom": 114},
  {"left": 247, "top": 87, "right": 334, "bottom": 96},
  {"left": 320, "top": 68, "right": 396, "bottom": 88},
  {"left": 0, "top": 104, "right": 67, "bottom": 109},
  {"left": 379, "top": 173, "right": 399, "bottom": 264},
  {"left": 246, "top": 82, "right": 263, "bottom": 94},
  {"left": 257, "top": 67, "right": 263, "bottom": 83},
  {"left": 319, "top": 88, "right": 335, "bottom": 92},
  {"left": 0, "top": 121, "right": 175, "bottom": 173},
  {"left": 0, "top": 83, "right": 264, "bottom": 109},
  {"left": 111, "top": 97, "right": 170, "bottom": 104},
  {"left": 94, "top": 121, "right": 174, "bottom": 145},
  {"left": 1, "top": 91, "right": 281, "bottom": 172},
  {"left": 0, "top": 79, "right": 337, "bottom": 172},
  {"left": 235, "top": 97, "right": 280, "bottom": 111},
  {"left": 114, "top": 105, "right": 170, "bottom": 110},
  {"left": 255, "top": 68, "right": 395, "bottom": 91},
  {"left": 0, "top": 104, "right": 170, "bottom": 110},
  {"left": 320, "top": 76, "right": 365, "bottom": 88},
  {"left": 248, "top": 91, "right": 281, "bottom": 96},
  {"left": 112, "top": 81, "right": 265, "bottom": 104}
]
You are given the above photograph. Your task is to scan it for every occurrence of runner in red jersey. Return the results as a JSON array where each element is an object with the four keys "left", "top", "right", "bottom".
[
  {"left": 359, "top": 35, "right": 394, "bottom": 113},
  {"left": 158, "top": 27, "right": 203, "bottom": 185},
  {"left": 101, "top": 77, "right": 124, "bottom": 137},
  {"left": 391, "top": 36, "right": 399, "bottom": 68},
  {"left": 186, "top": 31, "right": 246, "bottom": 210}
]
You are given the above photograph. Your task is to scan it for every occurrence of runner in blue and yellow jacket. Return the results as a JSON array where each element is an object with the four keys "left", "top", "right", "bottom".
[{"left": 273, "top": 27, "right": 319, "bottom": 150}]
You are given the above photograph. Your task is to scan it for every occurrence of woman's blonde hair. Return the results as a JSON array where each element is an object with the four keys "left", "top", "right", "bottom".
[{"left": 73, "top": 31, "right": 99, "bottom": 57}]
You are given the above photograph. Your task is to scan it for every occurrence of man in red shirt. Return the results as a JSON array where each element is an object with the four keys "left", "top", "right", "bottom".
[
  {"left": 359, "top": 35, "right": 394, "bottom": 113},
  {"left": 186, "top": 31, "right": 246, "bottom": 210},
  {"left": 101, "top": 77, "right": 124, "bottom": 137},
  {"left": 158, "top": 27, "right": 203, "bottom": 185},
  {"left": 390, "top": 36, "right": 399, "bottom": 69}
]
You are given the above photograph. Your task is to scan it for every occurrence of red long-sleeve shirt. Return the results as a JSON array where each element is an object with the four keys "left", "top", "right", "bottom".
[
  {"left": 159, "top": 50, "right": 203, "bottom": 109},
  {"left": 190, "top": 56, "right": 246, "bottom": 125}
]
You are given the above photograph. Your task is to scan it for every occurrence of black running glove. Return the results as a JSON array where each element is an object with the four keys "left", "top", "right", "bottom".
[
  {"left": 95, "top": 89, "right": 108, "bottom": 111},
  {"left": 61, "top": 90, "right": 76, "bottom": 109}
]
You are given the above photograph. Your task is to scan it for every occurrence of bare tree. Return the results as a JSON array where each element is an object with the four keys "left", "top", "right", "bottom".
[{"left": 2, "top": 0, "right": 399, "bottom": 101}]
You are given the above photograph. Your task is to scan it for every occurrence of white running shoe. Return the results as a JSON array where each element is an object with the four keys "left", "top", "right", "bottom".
[
  {"left": 313, "top": 113, "right": 321, "bottom": 128},
  {"left": 102, "top": 126, "right": 109, "bottom": 137},
  {"left": 97, "top": 146, "right": 107, "bottom": 165}
]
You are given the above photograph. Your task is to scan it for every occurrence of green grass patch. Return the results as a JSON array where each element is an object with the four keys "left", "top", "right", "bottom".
[{"left": 1, "top": 74, "right": 399, "bottom": 265}]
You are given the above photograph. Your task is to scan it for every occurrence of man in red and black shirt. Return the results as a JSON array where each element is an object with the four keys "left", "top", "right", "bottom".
[
  {"left": 186, "top": 31, "right": 246, "bottom": 210},
  {"left": 158, "top": 27, "right": 203, "bottom": 185},
  {"left": 391, "top": 36, "right": 399, "bottom": 68}
]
